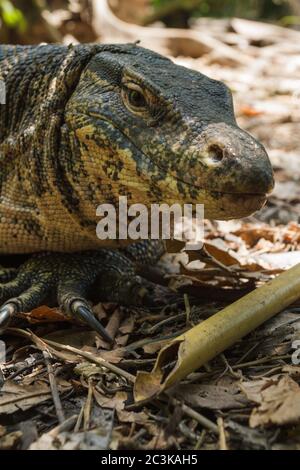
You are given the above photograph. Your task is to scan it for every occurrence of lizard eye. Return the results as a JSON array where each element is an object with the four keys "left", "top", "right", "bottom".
[
  {"left": 122, "top": 82, "right": 148, "bottom": 114},
  {"left": 128, "top": 89, "right": 146, "bottom": 108}
]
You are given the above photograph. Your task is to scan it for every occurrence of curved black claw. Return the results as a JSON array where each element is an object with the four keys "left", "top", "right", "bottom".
[
  {"left": 0, "top": 302, "right": 18, "bottom": 330},
  {"left": 71, "top": 300, "right": 113, "bottom": 344},
  {"left": 0, "top": 246, "right": 185, "bottom": 338}
]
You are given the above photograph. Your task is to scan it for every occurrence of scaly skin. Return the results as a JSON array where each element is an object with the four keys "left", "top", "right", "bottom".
[{"left": 0, "top": 44, "right": 274, "bottom": 338}]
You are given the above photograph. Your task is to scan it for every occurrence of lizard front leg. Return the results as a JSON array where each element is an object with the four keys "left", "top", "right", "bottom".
[{"left": 0, "top": 242, "right": 178, "bottom": 341}]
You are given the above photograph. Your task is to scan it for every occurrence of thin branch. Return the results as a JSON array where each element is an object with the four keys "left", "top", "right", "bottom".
[{"left": 43, "top": 350, "right": 65, "bottom": 424}]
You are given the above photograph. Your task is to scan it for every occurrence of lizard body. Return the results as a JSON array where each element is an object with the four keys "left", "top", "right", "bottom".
[{"left": 0, "top": 44, "right": 274, "bottom": 337}]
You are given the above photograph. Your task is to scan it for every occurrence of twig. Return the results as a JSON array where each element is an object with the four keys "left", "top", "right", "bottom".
[
  {"left": 74, "top": 401, "right": 85, "bottom": 433},
  {"left": 231, "top": 354, "right": 291, "bottom": 369},
  {"left": 194, "top": 429, "right": 206, "bottom": 450},
  {"left": 0, "top": 390, "right": 51, "bottom": 407},
  {"left": 220, "top": 353, "right": 243, "bottom": 379},
  {"left": 125, "top": 327, "right": 188, "bottom": 352},
  {"left": 179, "top": 421, "right": 198, "bottom": 442},
  {"left": 120, "top": 358, "right": 155, "bottom": 369},
  {"left": 145, "top": 313, "right": 186, "bottom": 335},
  {"left": 83, "top": 380, "right": 93, "bottom": 431},
  {"left": 6, "top": 328, "right": 135, "bottom": 383},
  {"left": 170, "top": 397, "right": 218, "bottom": 434},
  {"left": 43, "top": 350, "right": 65, "bottom": 424},
  {"left": 234, "top": 341, "right": 261, "bottom": 365},
  {"left": 249, "top": 366, "right": 284, "bottom": 378},
  {"left": 44, "top": 338, "right": 135, "bottom": 383},
  {"left": 136, "top": 312, "right": 167, "bottom": 324},
  {"left": 184, "top": 294, "right": 191, "bottom": 326},
  {"left": 49, "top": 415, "right": 78, "bottom": 437},
  {"left": 125, "top": 392, "right": 218, "bottom": 437},
  {"left": 186, "top": 353, "right": 292, "bottom": 382},
  {"left": 5, "top": 328, "right": 79, "bottom": 363},
  {"left": 8, "top": 359, "right": 45, "bottom": 380},
  {"left": 217, "top": 416, "right": 228, "bottom": 450}
]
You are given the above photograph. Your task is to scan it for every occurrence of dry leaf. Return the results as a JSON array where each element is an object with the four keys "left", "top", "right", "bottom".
[
  {"left": 30, "top": 428, "right": 111, "bottom": 450},
  {"left": 119, "top": 315, "right": 135, "bottom": 335},
  {"left": 0, "top": 431, "right": 22, "bottom": 450},
  {"left": 45, "top": 329, "right": 96, "bottom": 349},
  {"left": 173, "top": 383, "right": 248, "bottom": 410},
  {"left": 93, "top": 390, "right": 127, "bottom": 411},
  {"left": 241, "top": 375, "right": 300, "bottom": 427},
  {"left": 117, "top": 409, "right": 148, "bottom": 424},
  {"left": 115, "top": 335, "right": 129, "bottom": 347},
  {"left": 0, "top": 380, "right": 52, "bottom": 414},
  {"left": 20, "top": 306, "right": 65, "bottom": 323}
]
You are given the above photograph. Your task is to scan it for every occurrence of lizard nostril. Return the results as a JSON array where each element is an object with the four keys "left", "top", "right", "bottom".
[{"left": 208, "top": 144, "right": 225, "bottom": 164}]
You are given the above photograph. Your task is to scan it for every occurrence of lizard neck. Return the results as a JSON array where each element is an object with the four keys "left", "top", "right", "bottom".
[{"left": 0, "top": 44, "right": 107, "bottom": 253}]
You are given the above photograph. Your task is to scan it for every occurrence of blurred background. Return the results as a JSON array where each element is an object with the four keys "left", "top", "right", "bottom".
[
  {"left": 0, "top": 0, "right": 299, "bottom": 45},
  {"left": 1, "top": 0, "right": 300, "bottom": 225}
]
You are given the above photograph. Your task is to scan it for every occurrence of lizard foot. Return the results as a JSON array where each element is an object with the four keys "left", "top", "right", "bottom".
[{"left": 0, "top": 249, "right": 179, "bottom": 341}]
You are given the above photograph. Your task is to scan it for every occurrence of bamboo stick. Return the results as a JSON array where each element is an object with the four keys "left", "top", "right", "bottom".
[{"left": 134, "top": 263, "right": 300, "bottom": 402}]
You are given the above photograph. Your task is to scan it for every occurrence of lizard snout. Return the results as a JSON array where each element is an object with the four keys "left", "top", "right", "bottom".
[{"left": 195, "top": 123, "right": 275, "bottom": 197}]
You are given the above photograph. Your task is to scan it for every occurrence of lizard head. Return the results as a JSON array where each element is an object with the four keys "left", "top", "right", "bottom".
[{"left": 65, "top": 44, "right": 274, "bottom": 221}]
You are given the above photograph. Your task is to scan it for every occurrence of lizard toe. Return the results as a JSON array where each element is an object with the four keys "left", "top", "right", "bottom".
[
  {"left": 70, "top": 300, "right": 112, "bottom": 344},
  {"left": 57, "top": 276, "right": 112, "bottom": 343},
  {"left": 96, "top": 268, "right": 181, "bottom": 309},
  {"left": 0, "top": 254, "right": 59, "bottom": 331},
  {"left": 0, "top": 247, "right": 184, "bottom": 337},
  {"left": 0, "top": 281, "right": 51, "bottom": 330}
]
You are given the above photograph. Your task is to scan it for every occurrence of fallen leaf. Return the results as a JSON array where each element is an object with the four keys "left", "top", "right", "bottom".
[
  {"left": 119, "top": 315, "right": 135, "bottom": 335},
  {"left": 143, "top": 340, "right": 169, "bottom": 355},
  {"left": 241, "top": 375, "right": 300, "bottom": 427},
  {"left": 0, "top": 381, "right": 52, "bottom": 414},
  {"left": 172, "top": 383, "right": 248, "bottom": 410},
  {"left": 115, "top": 334, "right": 129, "bottom": 347},
  {"left": 93, "top": 390, "right": 127, "bottom": 411},
  {"left": 20, "top": 306, "right": 65, "bottom": 323},
  {"left": 0, "top": 431, "right": 22, "bottom": 450},
  {"left": 117, "top": 409, "right": 148, "bottom": 424},
  {"left": 45, "top": 329, "right": 96, "bottom": 349},
  {"left": 30, "top": 428, "right": 111, "bottom": 450}
]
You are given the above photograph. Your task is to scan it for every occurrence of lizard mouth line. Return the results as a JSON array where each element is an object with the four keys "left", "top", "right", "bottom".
[
  {"left": 117, "top": 124, "right": 270, "bottom": 198},
  {"left": 205, "top": 190, "right": 268, "bottom": 197}
]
